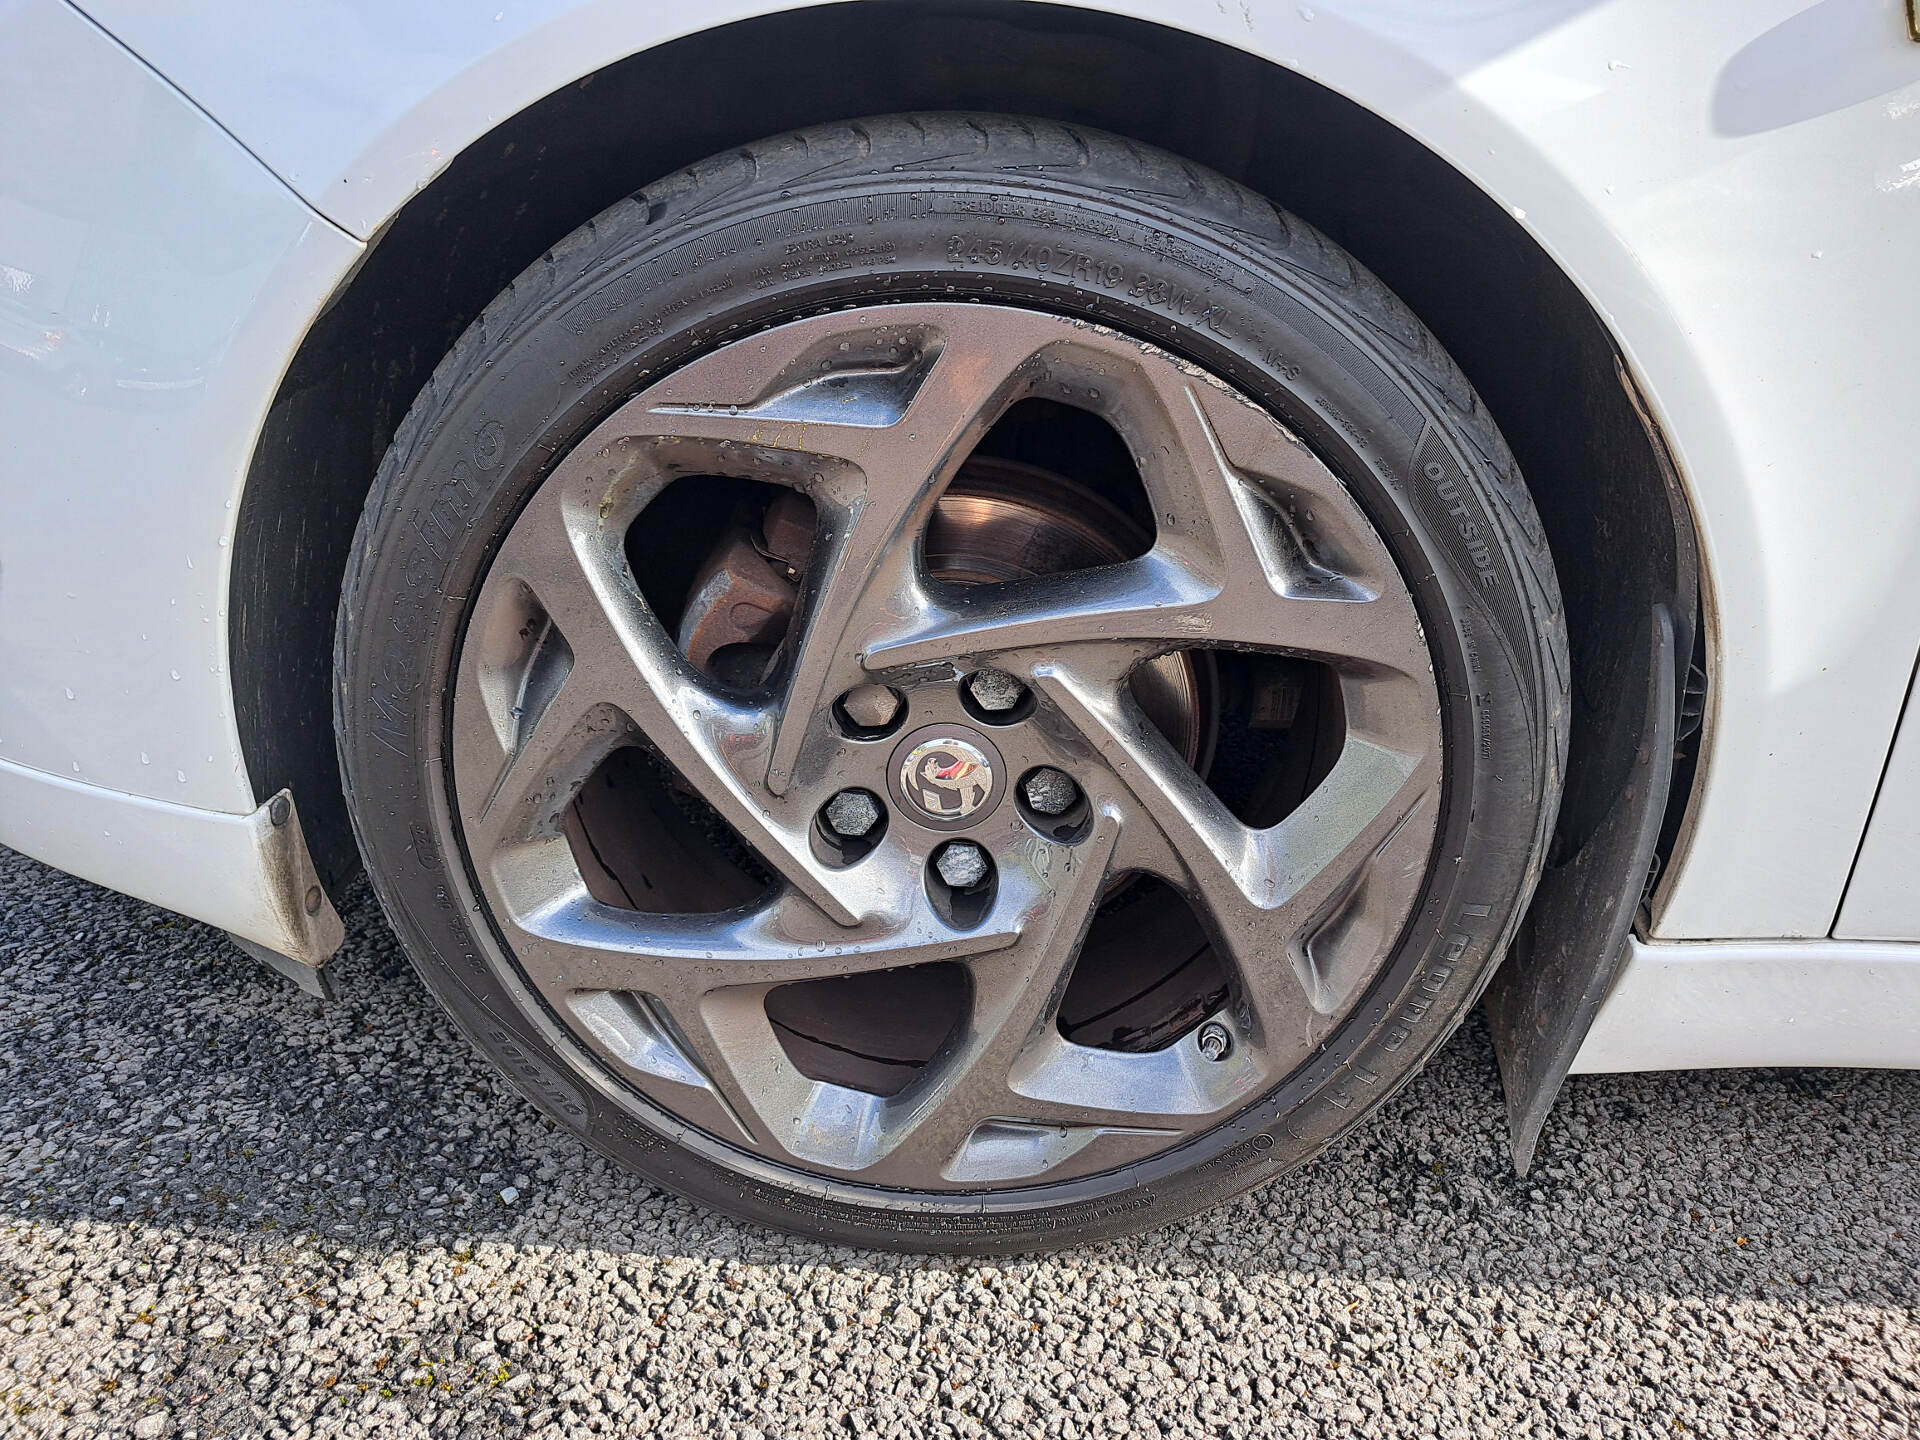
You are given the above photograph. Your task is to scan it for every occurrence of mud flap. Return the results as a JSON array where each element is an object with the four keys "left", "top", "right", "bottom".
[
  {"left": 232, "top": 933, "right": 338, "bottom": 1001},
  {"left": 1485, "top": 604, "right": 1677, "bottom": 1174}
]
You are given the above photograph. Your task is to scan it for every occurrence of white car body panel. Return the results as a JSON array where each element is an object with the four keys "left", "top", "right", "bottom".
[
  {"left": 0, "top": 0, "right": 359, "bottom": 962},
  {"left": 60, "top": 0, "right": 1920, "bottom": 940},
  {"left": 0, "top": 0, "right": 364, "bottom": 810},
  {"left": 0, "top": 757, "right": 342, "bottom": 966},
  {"left": 1837, "top": 665, "right": 1920, "bottom": 939},
  {"left": 2, "top": 0, "right": 1918, "bottom": 1068},
  {"left": 1573, "top": 936, "right": 1920, "bottom": 1072}
]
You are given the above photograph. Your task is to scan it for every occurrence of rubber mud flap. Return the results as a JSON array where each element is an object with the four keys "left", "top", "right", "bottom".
[{"left": 1485, "top": 604, "right": 1676, "bottom": 1174}]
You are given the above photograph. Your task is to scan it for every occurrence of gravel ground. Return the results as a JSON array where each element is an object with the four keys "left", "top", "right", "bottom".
[{"left": 1, "top": 842, "right": 1915, "bottom": 1439}]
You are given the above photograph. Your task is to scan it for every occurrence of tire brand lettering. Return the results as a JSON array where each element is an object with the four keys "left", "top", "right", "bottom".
[
  {"left": 368, "top": 637, "right": 418, "bottom": 758},
  {"left": 1426, "top": 460, "right": 1499, "bottom": 590},
  {"left": 785, "top": 231, "right": 855, "bottom": 256},
  {"left": 1410, "top": 430, "right": 1536, "bottom": 707},
  {"left": 1379, "top": 910, "right": 1485, "bottom": 1056},
  {"left": 1325, "top": 1057, "right": 1386, "bottom": 1113},
  {"left": 408, "top": 821, "right": 437, "bottom": 867},
  {"left": 946, "top": 234, "right": 1128, "bottom": 290},
  {"left": 943, "top": 231, "right": 1236, "bottom": 335},
  {"left": 473, "top": 421, "right": 506, "bottom": 471},
  {"left": 482, "top": 1026, "right": 590, "bottom": 1124},
  {"left": 367, "top": 445, "right": 489, "bottom": 758},
  {"left": 409, "top": 461, "right": 480, "bottom": 564}
]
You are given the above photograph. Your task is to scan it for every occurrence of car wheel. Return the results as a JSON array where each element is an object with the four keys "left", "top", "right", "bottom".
[{"left": 335, "top": 113, "right": 1567, "bottom": 1252}]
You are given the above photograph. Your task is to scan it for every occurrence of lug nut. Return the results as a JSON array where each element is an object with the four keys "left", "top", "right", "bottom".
[
  {"left": 934, "top": 840, "right": 991, "bottom": 890},
  {"left": 1196, "top": 1022, "right": 1233, "bottom": 1062},
  {"left": 823, "top": 790, "right": 882, "bottom": 839},
  {"left": 1022, "top": 767, "right": 1079, "bottom": 816},
  {"left": 967, "top": 668, "right": 1026, "bottom": 713},
  {"left": 839, "top": 684, "right": 903, "bottom": 730}
]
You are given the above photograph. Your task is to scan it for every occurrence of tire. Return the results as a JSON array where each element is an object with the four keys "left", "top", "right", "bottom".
[{"left": 335, "top": 113, "right": 1567, "bottom": 1253}]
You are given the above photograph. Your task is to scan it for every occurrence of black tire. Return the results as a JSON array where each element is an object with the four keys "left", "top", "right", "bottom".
[{"left": 336, "top": 113, "right": 1568, "bottom": 1253}]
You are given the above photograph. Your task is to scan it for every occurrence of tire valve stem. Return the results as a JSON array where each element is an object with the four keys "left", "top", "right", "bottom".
[{"left": 1196, "top": 1022, "right": 1232, "bottom": 1062}]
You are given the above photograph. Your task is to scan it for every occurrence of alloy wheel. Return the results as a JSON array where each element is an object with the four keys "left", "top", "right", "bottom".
[{"left": 449, "top": 302, "right": 1442, "bottom": 1191}]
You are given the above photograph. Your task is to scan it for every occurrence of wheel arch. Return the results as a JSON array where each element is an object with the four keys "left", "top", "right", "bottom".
[{"left": 230, "top": 0, "right": 1701, "bottom": 1148}]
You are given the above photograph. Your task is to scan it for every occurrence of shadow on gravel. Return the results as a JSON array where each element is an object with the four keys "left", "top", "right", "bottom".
[{"left": 3, "top": 842, "right": 1917, "bottom": 1314}]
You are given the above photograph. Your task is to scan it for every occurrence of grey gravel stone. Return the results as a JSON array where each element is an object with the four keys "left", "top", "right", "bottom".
[
  {"left": 933, "top": 840, "right": 990, "bottom": 890},
  {"left": 1, "top": 841, "right": 1916, "bottom": 1439}
]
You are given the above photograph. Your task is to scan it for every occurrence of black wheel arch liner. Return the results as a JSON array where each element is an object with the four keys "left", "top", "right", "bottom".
[
  {"left": 1484, "top": 360, "right": 1699, "bottom": 1174},
  {"left": 227, "top": 0, "right": 1705, "bottom": 1167}
]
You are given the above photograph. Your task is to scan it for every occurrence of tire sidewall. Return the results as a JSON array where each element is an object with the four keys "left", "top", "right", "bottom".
[{"left": 337, "top": 144, "right": 1554, "bottom": 1252}]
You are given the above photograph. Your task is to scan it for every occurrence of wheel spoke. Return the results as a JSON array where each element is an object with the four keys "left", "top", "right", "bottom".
[
  {"left": 865, "top": 354, "right": 1429, "bottom": 679},
  {"left": 685, "top": 331, "right": 1057, "bottom": 797},
  {"left": 564, "top": 306, "right": 1075, "bottom": 795},
  {"left": 865, "top": 550, "right": 1421, "bottom": 677},
  {"left": 850, "top": 807, "right": 1124, "bottom": 1183},
  {"left": 496, "top": 882, "right": 1017, "bottom": 997},
  {"left": 1039, "top": 658, "right": 1438, "bottom": 1053},
  {"left": 1126, "top": 351, "right": 1411, "bottom": 617},
  {"left": 460, "top": 483, "right": 868, "bottom": 924},
  {"left": 494, "top": 877, "right": 1027, "bottom": 1164}
]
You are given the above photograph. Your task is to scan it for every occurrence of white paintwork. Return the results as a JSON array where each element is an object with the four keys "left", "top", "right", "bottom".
[
  {"left": 1571, "top": 935, "right": 1920, "bottom": 1072},
  {"left": 57, "top": 0, "right": 1920, "bottom": 939},
  {"left": 0, "top": 0, "right": 1916, "bottom": 1049},
  {"left": 0, "top": 0, "right": 364, "bottom": 811},
  {"left": 1836, "top": 664, "right": 1920, "bottom": 939},
  {"left": 0, "top": 755, "right": 343, "bottom": 965}
]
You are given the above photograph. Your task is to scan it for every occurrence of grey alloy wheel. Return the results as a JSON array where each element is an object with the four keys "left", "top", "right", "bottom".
[
  {"left": 448, "top": 302, "right": 1441, "bottom": 1190},
  {"left": 337, "top": 113, "right": 1568, "bottom": 1250}
]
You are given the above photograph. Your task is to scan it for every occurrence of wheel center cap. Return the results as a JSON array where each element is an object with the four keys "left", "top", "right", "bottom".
[{"left": 888, "top": 724, "right": 1007, "bottom": 830}]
